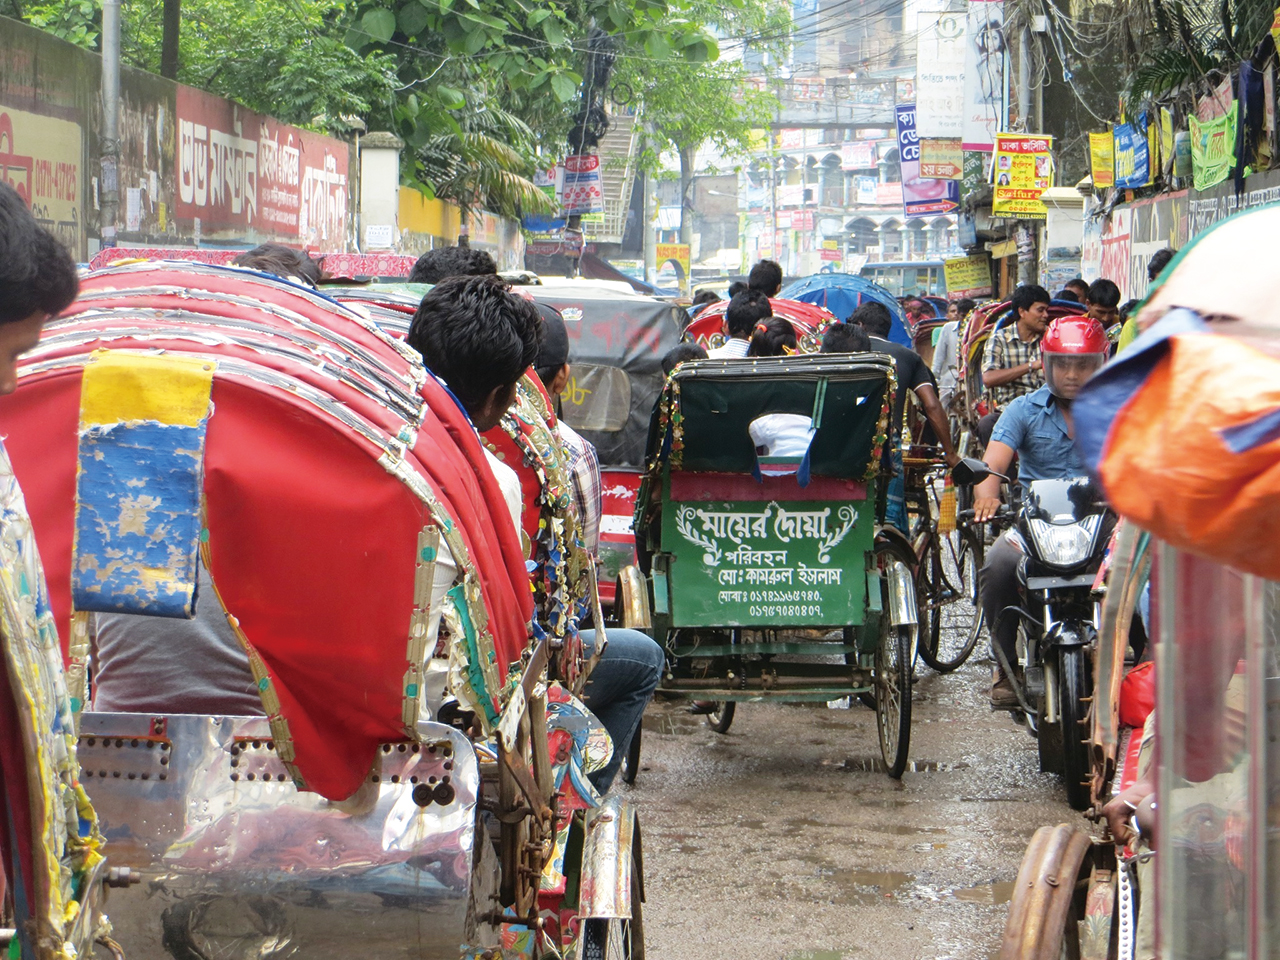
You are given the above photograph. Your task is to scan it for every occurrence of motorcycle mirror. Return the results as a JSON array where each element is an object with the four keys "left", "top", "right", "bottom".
[{"left": 951, "top": 457, "right": 1006, "bottom": 485}]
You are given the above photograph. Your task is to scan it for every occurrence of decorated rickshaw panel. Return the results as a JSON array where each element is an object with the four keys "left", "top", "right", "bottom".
[{"left": 661, "top": 496, "right": 875, "bottom": 627}]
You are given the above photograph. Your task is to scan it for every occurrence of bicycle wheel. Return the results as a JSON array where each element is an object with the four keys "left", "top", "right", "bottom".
[{"left": 917, "top": 525, "right": 984, "bottom": 673}]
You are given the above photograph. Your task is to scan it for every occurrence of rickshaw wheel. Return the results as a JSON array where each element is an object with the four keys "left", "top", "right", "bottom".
[
  {"left": 875, "top": 625, "right": 913, "bottom": 778},
  {"left": 705, "top": 701, "right": 735, "bottom": 733},
  {"left": 999, "top": 824, "right": 1092, "bottom": 960},
  {"left": 583, "top": 844, "right": 645, "bottom": 959},
  {"left": 917, "top": 525, "right": 984, "bottom": 673}
]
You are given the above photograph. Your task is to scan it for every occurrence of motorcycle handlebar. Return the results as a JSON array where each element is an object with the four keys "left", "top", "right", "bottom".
[{"left": 957, "top": 506, "right": 1014, "bottom": 524}]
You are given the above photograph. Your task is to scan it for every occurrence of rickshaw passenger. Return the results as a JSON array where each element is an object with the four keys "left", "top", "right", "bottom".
[
  {"left": 978, "top": 283, "right": 1050, "bottom": 446},
  {"left": 408, "top": 276, "right": 662, "bottom": 793},
  {"left": 662, "top": 342, "right": 707, "bottom": 376},
  {"left": 707, "top": 290, "right": 770, "bottom": 359},
  {"left": 747, "top": 258, "right": 783, "bottom": 297},
  {"left": 746, "top": 317, "right": 797, "bottom": 357},
  {"left": 408, "top": 245, "right": 497, "bottom": 284},
  {"left": 89, "top": 564, "right": 266, "bottom": 716},
  {"left": 533, "top": 305, "right": 601, "bottom": 558}
]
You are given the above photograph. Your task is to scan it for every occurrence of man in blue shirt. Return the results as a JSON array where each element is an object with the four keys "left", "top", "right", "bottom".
[{"left": 972, "top": 317, "right": 1109, "bottom": 707}]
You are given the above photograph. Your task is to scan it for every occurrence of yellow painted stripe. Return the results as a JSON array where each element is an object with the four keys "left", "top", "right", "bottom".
[{"left": 80, "top": 350, "right": 215, "bottom": 427}]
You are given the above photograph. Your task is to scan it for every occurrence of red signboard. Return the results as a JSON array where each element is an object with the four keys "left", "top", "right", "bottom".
[
  {"left": 175, "top": 87, "right": 349, "bottom": 250},
  {"left": 820, "top": 248, "right": 842, "bottom": 261}
]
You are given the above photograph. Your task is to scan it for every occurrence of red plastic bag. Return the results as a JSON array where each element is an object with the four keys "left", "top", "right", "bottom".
[{"left": 1119, "top": 660, "right": 1155, "bottom": 728}]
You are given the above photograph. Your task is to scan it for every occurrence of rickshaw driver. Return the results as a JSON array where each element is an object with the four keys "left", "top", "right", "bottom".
[
  {"left": 408, "top": 276, "right": 663, "bottom": 793},
  {"left": 972, "top": 317, "right": 1109, "bottom": 707}
]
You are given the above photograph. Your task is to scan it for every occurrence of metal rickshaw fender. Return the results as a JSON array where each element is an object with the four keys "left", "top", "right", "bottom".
[
  {"left": 874, "top": 527, "right": 919, "bottom": 627},
  {"left": 614, "top": 564, "right": 653, "bottom": 631},
  {"left": 578, "top": 795, "right": 643, "bottom": 920}
]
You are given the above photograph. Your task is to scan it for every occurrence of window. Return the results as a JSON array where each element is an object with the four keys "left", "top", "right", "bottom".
[{"left": 558, "top": 364, "right": 632, "bottom": 433}]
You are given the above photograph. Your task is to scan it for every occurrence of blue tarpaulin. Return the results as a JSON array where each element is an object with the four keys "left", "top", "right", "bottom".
[{"left": 779, "top": 273, "right": 912, "bottom": 345}]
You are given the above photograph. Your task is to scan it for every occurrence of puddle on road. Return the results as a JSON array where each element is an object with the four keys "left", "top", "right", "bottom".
[
  {"left": 951, "top": 881, "right": 1015, "bottom": 905},
  {"left": 839, "top": 756, "right": 972, "bottom": 773},
  {"left": 825, "top": 868, "right": 913, "bottom": 905},
  {"left": 642, "top": 712, "right": 705, "bottom": 736}
]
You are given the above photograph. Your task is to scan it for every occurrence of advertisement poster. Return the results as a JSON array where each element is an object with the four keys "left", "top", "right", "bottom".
[
  {"left": 841, "top": 140, "right": 877, "bottom": 169},
  {"left": 916, "top": 10, "right": 967, "bottom": 138},
  {"left": 961, "top": 150, "right": 986, "bottom": 200},
  {"left": 1188, "top": 102, "right": 1238, "bottom": 191},
  {"left": 561, "top": 154, "right": 604, "bottom": 215},
  {"left": 175, "top": 86, "right": 349, "bottom": 249},
  {"left": 856, "top": 177, "right": 878, "bottom": 204},
  {"left": 895, "top": 103, "right": 960, "bottom": 217},
  {"left": 0, "top": 107, "right": 82, "bottom": 253},
  {"left": 1113, "top": 117, "right": 1151, "bottom": 189},
  {"left": 991, "top": 133, "right": 1053, "bottom": 219},
  {"left": 961, "top": 0, "right": 1006, "bottom": 151},
  {"left": 1088, "top": 131, "right": 1114, "bottom": 188},
  {"left": 943, "top": 253, "right": 993, "bottom": 298},
  {"left": 655, "top": 242, "right": 690, "bottom": 276},
  {"left": 920, "top": 138, "right": 963, "bottom": 179}
]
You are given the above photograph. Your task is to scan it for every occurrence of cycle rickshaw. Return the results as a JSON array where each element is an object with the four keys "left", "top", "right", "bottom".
[
  {"left": 0, "top": 261, "right": 642, "bottom": 960},
  {"left": 997, "top": 203, "right": 1280, "bottom": 959},
  {"left": 625, "top": 353, "right": 921, "bottom": 777}
]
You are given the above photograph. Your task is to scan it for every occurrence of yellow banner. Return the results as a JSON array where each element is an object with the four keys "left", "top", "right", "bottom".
[
  {"left": 1089, "top": 132, "right": 1114, "bottom": 188},
  {"left": 655, "top": 242, "right": 690, "bottom": 275},
  {"left": 943, "top": 254, "right": 993, "bottom": 297},
  {"left": 992, "top": 133, "right": 1053, "bottom": 219}
]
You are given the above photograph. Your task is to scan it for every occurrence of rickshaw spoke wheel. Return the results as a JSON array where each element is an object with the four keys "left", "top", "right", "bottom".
[
  {"left": 875, "top": 624, "right": 913, "bottom": 778},
  {"left": 917, "top": 526, "right": 983, "bottom": 673}
]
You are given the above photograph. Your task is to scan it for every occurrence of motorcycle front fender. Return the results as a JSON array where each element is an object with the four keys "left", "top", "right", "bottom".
[{"left": 1042, "top": 620, "right": 1094, "bottom": 652}]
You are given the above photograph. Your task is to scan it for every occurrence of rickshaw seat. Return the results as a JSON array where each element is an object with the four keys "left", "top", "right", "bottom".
[{"left": 658, "top": 356, "right": 895, "bottom": 482}]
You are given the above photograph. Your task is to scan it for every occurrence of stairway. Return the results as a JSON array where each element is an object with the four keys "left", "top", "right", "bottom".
[{"left": 583, "top": 108, "right": 639, "bottom": 245}]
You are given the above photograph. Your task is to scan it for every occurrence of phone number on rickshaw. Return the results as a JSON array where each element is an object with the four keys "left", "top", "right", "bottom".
[{"left": 748, "top": 604, "right": 825, "bottom": 618}]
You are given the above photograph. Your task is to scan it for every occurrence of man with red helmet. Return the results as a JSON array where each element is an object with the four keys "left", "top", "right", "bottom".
[{"left": 972, "top": 316, "right": 1109, "bottom": 707}]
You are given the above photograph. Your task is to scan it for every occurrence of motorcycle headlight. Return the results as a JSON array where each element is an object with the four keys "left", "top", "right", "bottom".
[{"left": 1026, "top": 515, "right": 1102, "bottom": 567}]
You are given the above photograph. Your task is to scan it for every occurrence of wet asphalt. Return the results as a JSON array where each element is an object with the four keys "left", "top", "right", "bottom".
[{"left": 618, "top": 653, "right": 1087, "bottom": 960}]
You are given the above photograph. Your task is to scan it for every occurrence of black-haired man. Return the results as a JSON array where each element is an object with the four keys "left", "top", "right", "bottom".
[
  {"left": 747, "top": 258, "right": 783, "bottom": 296},
  {"left": 709, "top": 289, "right": 771, "bottom": 358},
  {"left": 1084, "top": 278, "right": 1121, "bottom": 333},
  {"left": 819, "top": 323, "right": 871, "bottom": 354},
  {"left": 408, "top": 245, "right": 498, "bottom": 284},
  {"left": 978, "top": 283, "right": 1051, "bottom": 445},
  {"left": 409, "top": 277, "right": 661, "bottom": 793}
]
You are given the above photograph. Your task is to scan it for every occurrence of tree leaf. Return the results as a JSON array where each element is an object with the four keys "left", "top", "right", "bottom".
[
  {"left": 528, "top": 8, "right": 552, "bottom": 25},
  {"left": 360, "top": 8, "right": 397, "bottom": 43},
  {"left": 437, "top": 84, "right": 467, "bottom": 109},
  {"left": 542, "top": 18, "right": 566, "bottom": 45},
  {"left": 398, "top": 3, "right": 430, "bottom": 36},
  {"left": 550, "top": 72, "right": 578, "bottom": 102}
]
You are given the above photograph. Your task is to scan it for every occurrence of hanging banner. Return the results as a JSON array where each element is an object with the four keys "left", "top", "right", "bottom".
[
  {"left": 1113, "top": 117, "right": 1151, "bottom": 189},
  {"left": 961, "top": 150, "right": 986, "bottom": 201},
  {"left": 562, "top": 154, "right": 603, "bottom": 215},
  {"left": 961, "top": 0, "right": 1006, "bottom": 152},
  {"left": 920, "top": 138, "right": 963, "bottom": 179},
  {"left": 916, "top": 10, "right": 967, "bottom": 138},
  {"left": 856, "top": 176, "right": 878, "bottom": 204},
  {"left": 991, "top": 133, "right": 1053, "bottom": 219},
  {"left": 943, "top": 253, "right": 993, "bottom": 298},
  {"left": 1088, "top": 131, "right": 1114, "bottom": 188},
  {"left": 1188, "top": 101, "right": 1238, "bottom": 191},
  {"left": 1159, "top": 107, "right": 1175, "bottom": 177},
  {"left": 896, "top": 103, "right": 961, "bottom": 217}
]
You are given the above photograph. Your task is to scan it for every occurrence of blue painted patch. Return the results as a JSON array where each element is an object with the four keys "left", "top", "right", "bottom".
[{"left": 72, "top": 420, "right": 206, "bottom": 617}]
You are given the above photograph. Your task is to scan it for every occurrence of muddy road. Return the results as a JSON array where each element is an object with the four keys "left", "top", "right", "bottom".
[{"left": 621, "top": 655, "right": 1086, "bottom": 960}]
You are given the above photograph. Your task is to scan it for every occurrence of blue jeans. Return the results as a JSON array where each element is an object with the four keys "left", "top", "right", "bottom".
[{"left": 579, "top": 628, "right": 664, "bottom": 793}]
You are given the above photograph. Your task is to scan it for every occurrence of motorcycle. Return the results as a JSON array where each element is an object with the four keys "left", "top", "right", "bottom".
[{"left": 953, "top": 458, "right": 1112, "bottom": 810}]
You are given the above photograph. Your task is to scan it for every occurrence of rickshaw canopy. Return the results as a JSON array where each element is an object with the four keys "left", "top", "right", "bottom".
[
  {"left": 778, "top": 273, "right": 911, "bottom": 345},
  {"left": 0, "top": 262, "right": 534, "bottom": 801}
]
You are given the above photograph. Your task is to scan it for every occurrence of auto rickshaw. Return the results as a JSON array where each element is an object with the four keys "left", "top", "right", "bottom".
[
  {"left": 625, "top": 354, "right": 921, "bottom": 777},
  {"left": 998, "top": 204, "right": 1280, "bottom": 959},
  {"left": 0, "top": 261, "right": 643, "bottom": 959}
]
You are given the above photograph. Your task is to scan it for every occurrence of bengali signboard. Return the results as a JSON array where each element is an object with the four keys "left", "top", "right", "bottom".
[
  {"left": 896, "top": 103, "right": 960, "bottom": 217},
  {"left": 991, "top": 133, "right": 1053, "bottom": 219},
  {"left": 655, "top": 242, "right": 690, "bottom": 275},
  {"left": 1113, "top": 117, "right": 1151, "bottom": 189},
  {"left": 920, "top": 138, "right": 963, "bottom": 179},
  {"left": 962, "top": 0, "right": 1006, "bottom": 151},
  {"left": 916, "top": 10, "right": 967, "bottom": 138},
  {"left": 562, "top": 154, "right": 604, "bottom": 215},
  {"left": 175, "top": 86, "right": 348, "bottom": 249},
  {"left": 663, "top": 499, "right": 874, "bottom": 627},
  {"left": 943, "top": 253, "right": 993, "bottom": 297},
  {"left": 841, "top": 140, "right": 877, "bottom": 170},
  {"left": 0, "top": 106, "right": 82, "bottom": 253}
]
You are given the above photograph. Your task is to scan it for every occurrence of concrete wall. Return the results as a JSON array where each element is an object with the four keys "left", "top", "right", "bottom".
[{"left": 0, "top": 16, "right": 353, "bottom": 258}]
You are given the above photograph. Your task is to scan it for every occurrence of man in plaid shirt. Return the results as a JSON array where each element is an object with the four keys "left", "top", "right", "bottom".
[{"left": 978, "top": 284, "right": 1051, "bottom": 445}]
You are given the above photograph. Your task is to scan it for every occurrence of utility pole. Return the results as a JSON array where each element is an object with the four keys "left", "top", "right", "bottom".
[
  {"left": 160, "top": 0, "right": 181, "bottom": 79},
  {"left": 100, "top": 0, "right": 121, "bottom": 249}
]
